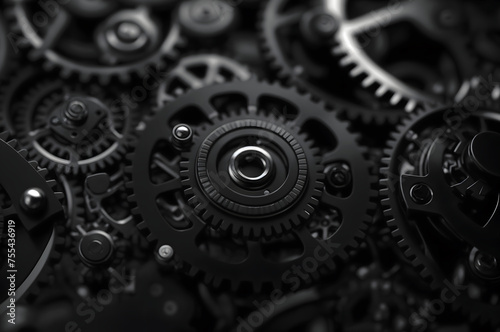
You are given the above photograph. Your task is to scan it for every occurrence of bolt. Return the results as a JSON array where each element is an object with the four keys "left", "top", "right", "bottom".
[
  {"left": 312, "top": 13, "right": 338, "bottom": 37},
  {"left": 20, "top": 188, "right": 47, "bottom": 214},
  {"left": 79, "top": 231, "right": 114, "bottom": 267},
  {"left": 410, "top": 183, "right": 433, "bottom": 205},
  {"left": 474, "top": 252, "right": 500, "bottom": 279},
  {"left": 326, "top": 163, "right": 352, "bottom": 190},
  {"left": 191, "top": 2, "right": 219, "bottom": 23},
  {"left": 158, "top": 245, "right": 174, "bottom": 261},
  {"left": 171, "top": 124, "right": 193, "bottom": 150},
  {"left": 65, "top": 100, "right": 88, "bottom": 125},
  {"left": 116, "top": 22, "right": 143, "bottom": 42}
]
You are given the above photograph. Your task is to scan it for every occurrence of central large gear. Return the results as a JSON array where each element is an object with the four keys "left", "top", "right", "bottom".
[
  {"left": 180, "top": 113, "right": 324, "bottom": 238},
  {"left": 128, "top": 79, "right": 376, "bottom": 290}
]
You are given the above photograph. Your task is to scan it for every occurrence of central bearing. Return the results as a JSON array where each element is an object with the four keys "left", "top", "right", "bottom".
[{"left": 229, "top": 146, "right": 275, "bottom": 188}]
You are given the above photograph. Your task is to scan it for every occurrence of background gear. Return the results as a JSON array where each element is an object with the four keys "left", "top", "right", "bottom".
[
  {"left": 380, "top": 106, "right": 500, "bottom": 326},
  {"left": 7, "top": 1, "right": 184, "bottom": 84},
  {"left": 0, "top": 132, "right": 65, "bottom": 310},
  {"left": 9, "top": 72, "right": 139, "bottom": 174}
]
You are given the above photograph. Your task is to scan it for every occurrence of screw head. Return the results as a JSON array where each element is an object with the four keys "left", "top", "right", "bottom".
[
  {"left": 474, "top": 251, "right": 500, "bottom": 279},
  {"left": 65, "top": 100, "right": 88, "bottom": 125},
  {"left": 410, "top": 183, "right": 433, "bottom": 205},
  {"left": 158, "top": 245, "right": 174, "bottom": 261},
  {"left": 171, "top": 124, "right": 193, "bottom": 150},
  {"left": 312, "top": 13, "right": 338, "bottom": 37},
  {"left": 20, "top": 188, "right": 47, "bottom": 214},
  {"left": 116, "top": 22, "right": 143, "bottom": 42},
  {"left": 79, "top": 230, "right": 115, "bottom": 266},
  {"left": 326, "top": 163, "right": 352, "bottom": 189}
]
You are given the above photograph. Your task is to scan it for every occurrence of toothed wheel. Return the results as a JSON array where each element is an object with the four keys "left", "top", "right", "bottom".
[
  {"left": 331, "top": 0, "right": 478, "bottom": 113},
  {"left": 128, "top": 79, "right": 375, "bottom": 290},
  {"left": 6, "top": 1, "right": 183, "bottom": 84},
  {"left": 10, "top": 74, "right": 139, "bottom": 175},
  {"left": 0, "top": 132, "right": 65, "bottom": 309},
  {"left": 156, "top": 54, "right": 251, "bottom": 107},
  {"left": 259, "top": 0, "right": 417, "bottom": 125},
  {"left": 380, "top": 106, "right": 500, "bottom": 326}
]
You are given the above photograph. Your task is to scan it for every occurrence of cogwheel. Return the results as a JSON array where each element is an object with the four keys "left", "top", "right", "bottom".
[
  {"left": 0, "top": 132, "right": 66, "bottom": 309},
  {"left": 5, "top": 1, "right": 185, "bottom": 84},
  {"left": 380, "top": 104, "right": 500, "bottom": 326},
  {"left": 127, "top": 78, "right": 376, "bottom": 291},
  {"left": 331, "top": 0, "right": 476, "bottom": 113},
  {"left": 8, "top": 70, "right": 139, "bottom": 175},
  {"left": 156, "top": 53, "right": 252, "bottom": 107},
  {"left": 259, "top": 0, "right": 419, "bottom": 125},
  {"left": 58, "top": 173, "right": 140, "bottom": 295}
]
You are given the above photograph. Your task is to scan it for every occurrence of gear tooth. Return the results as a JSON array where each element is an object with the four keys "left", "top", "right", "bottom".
[
  {"left": 339, "top": 55, "right": 355, "bottom": 67},
  {"left": 349, "top": 66, "right": 364, "bottom": 78},
  {"left": 332, "top": 45, "right": 344, "bottom": 55},
  {"left": 38, "top": 168, "right": 48, "bottom": 177},
  {"left": 390, "top": 93, "right": 403, "bottom": 105},
  {"left": 61, "top": 68, "right": 73, "bottom": 79},
  {"left": 118, "top": 73, "right": 130, "bottom": 84},
  {"left": 375, "top": 85, "right": 388, "bottom": 97},
  {"left": 42, "top": 61, "right": 56, "bottom": 72},
  {"left": 137, "top": 220, "right": 148, "bottom": 230},
  {"left": 79, "top": 73, "right": 91, "bottom": 83},
  {"left": 361, "top": 76, "right": 375, "bottom": 88},
  {"left": 46, "top": 179, "right": 57, "bottom": 188},
  {"left": 18, "top": 149, "right": 30, "bottom": 158},
  {"left": 99, "top": 75, "right": 111, "bottom": 86}
]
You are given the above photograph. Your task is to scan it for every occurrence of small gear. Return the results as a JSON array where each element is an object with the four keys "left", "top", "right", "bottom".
[
  {"left": 178, "top": 0, "right": 238, "bottom": 39},
  {"left": 128, "top": 79, "right": 376, "bottom": 290},
  {"left": 0, "top": 132, "right": 66, "bottom": 309},
  {"left": 331, "top": 0, "right": 476, "bottom": 112},
  {"left": 6, "top": 1, "right": 184, "bottom": 84},
  {"left": 9, "top": 72, "right": 139, "bottom": 174},
  {"left": 380, "top": 105, "right": 500, "bottom": 326},
  {"left": 58, "top": 174, "right": 139, "bottom": 294},
  {"left": 156, "top": 53, "right": 251, "bottom": 107}
]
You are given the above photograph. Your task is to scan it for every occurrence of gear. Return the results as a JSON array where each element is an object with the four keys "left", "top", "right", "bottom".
[
  {"left": 58, "top": 173, "right": 139, "bottom": 294},
  {"left": 9, "top": 72, "right": 139, "bottom": 174},
  {"left": 331, "top": 0, "right": 478, "bottom": 112},
  {"left": 6, "top": 1, "right": 184, "bottom": 84},
  {"left": 380, "top": 105, "right": 500, "bottom": 326},
  {"left": 178, "top": 0, "right": 237, "bottom": 39},
  {"left": 156, "top": 54, "right": 251, "bottom": 107},
  {"left": 260, "top": 0, "right": 416, "bottom": 125},
  {"left": 128, "top": 79, "right": 376, "bottom": 290},
  {"left": 0, "top": 132, "right": 65, "bottom": 309}
]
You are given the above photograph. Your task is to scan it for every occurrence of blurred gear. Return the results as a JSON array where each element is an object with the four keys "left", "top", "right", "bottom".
[
  {"left": 331, "top": 0, "right": 474, "bottom": 112},
  {"left": 380, "top": 105, "right": 500, "bottom": 326},
  {"left": 260, "top": 0, "right": 412, "bottom": 125},
  {"left": 128, "top": 79, "right": 375, "bottom": 290},
  {"left": 7, "top": 1, "right": 183, "bottom": 84},
  {"left": 0, "top": 132, "right": 65, "bottom": 310},
  {"left": 179, "top": 0, "right": 237, "bottom": 39},
  {"left": 10, "top": 74, "right": 139, "bottom": 174},
  {"left": 156, "top": 54, "right": 251, "bottom": 106}
]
